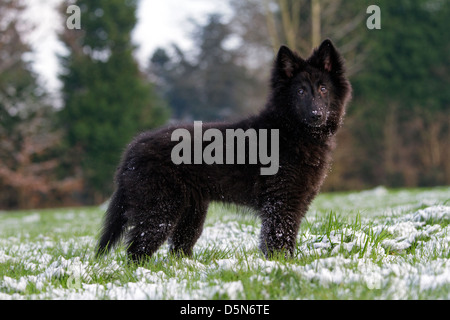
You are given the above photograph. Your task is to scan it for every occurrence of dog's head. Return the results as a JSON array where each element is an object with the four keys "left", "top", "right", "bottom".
[{"left": 270, "top": 40, "right": 351, "bottom": 131}]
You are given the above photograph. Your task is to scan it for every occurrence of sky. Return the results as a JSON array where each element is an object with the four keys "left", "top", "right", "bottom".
[{"left": 21, "top": 0, "right": 230, "bottom": 95}]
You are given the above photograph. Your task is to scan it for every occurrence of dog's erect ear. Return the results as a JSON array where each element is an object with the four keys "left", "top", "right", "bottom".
[
  {"left": 275, "top": 45, "right": 303, "bottom": 78},
  {"left": 308, "top": 39, "right": 344, "bottom": 73}
]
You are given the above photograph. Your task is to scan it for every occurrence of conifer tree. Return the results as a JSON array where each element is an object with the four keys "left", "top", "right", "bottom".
[{"left": 59, "top": 0, "right": 168, "bottom": 201}]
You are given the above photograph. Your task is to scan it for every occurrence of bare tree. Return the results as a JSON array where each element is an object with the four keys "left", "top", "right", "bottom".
[
  {"left": 231, "top": 0, "right": 366, "bottom": 75},
  {"left": 0, "top": 110, "right": 82, "bottom": 208},
  {"left": 0, "top": 0, "right": 82, "bottom": 209}
]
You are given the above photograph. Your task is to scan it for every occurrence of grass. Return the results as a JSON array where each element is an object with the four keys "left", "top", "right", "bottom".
[{"left": 0, "top": 186, "right": 449, "bottom": 299}]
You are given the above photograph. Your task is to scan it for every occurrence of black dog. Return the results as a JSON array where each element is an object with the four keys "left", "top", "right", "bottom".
[{"left": 96, "top": 39, "right": 351, "bottom": 261}]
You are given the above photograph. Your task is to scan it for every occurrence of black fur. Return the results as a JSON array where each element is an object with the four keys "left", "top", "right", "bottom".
[{"left": 96, "top": 39, "right": 351, "bottom": 261}]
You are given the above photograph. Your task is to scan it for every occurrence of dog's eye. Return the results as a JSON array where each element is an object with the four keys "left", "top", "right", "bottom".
[
  {"left": 320, "top": 86, "right": 327, "bottom": 93},
  {"left": 298, "top": 89, "right": 305, "bottom": 95}
]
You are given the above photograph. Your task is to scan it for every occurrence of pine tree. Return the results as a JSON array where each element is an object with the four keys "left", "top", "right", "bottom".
[
  {"left": 349, "top": 0, "right": 450, "bottom": 187},
  {"left": 59, "top": 0, "right": 168, "bottom": 202}
]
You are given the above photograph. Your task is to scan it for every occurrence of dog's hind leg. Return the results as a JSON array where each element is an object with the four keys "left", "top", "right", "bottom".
[
  {"left": 168, "top": 197, "right": 209, "bottom": 257},
  {"left": 125, "top": 196, "right": 185, "bottom": 262}
]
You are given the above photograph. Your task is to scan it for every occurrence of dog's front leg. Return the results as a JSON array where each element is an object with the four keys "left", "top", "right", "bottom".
[{"left": 258, "top": 206, "right": 303, "bottom": 259}]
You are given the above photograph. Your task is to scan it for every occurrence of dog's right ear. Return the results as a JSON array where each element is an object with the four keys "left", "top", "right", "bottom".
[{"left": 275, "top": 45, "right": 303, "bottom": 79}]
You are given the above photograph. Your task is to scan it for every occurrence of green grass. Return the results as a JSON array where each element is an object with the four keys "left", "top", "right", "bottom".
[{"left": 1, "top": 186, "right": 449, "bottom": 299}]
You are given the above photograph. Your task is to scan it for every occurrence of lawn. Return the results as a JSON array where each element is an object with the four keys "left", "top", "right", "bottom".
[{"left": 1, "top": 186, "right": 449, "bottom": 300}]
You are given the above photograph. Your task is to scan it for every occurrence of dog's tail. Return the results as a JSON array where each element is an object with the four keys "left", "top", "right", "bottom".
[{"left": 96, "top": 188, "right": 128, "bottom": 258}]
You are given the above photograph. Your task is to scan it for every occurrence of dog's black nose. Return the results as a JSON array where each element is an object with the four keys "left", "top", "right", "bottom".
[{"left": 311, "top": 110, "right": 323, "bottom": 122}]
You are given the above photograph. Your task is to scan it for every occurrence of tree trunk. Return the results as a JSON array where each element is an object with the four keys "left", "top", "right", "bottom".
[{"left": 311, "top": 0, "right": 321, "bottom": 48}]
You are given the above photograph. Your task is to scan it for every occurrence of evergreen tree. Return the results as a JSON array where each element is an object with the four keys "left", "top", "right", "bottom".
[
  {"left": 349, "top": 0, "right": 450, "bottom": 187},
  {"left": 59, "top": 0, "right": 169, "bottom": 201}
]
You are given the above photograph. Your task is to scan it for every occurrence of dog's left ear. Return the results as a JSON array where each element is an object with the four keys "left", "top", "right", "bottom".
[{"left": 308, "top": 39, "right": 344, "bottom": 74}]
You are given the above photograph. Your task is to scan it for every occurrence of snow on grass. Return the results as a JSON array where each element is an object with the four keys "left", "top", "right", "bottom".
[{"left": 0, "top": 187, "right": 449, "bottom": 299}]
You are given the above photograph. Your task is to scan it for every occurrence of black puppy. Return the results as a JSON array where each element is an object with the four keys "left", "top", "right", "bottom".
[{"left": 96, "top": 39, "right": 351, "bottom": 261}]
